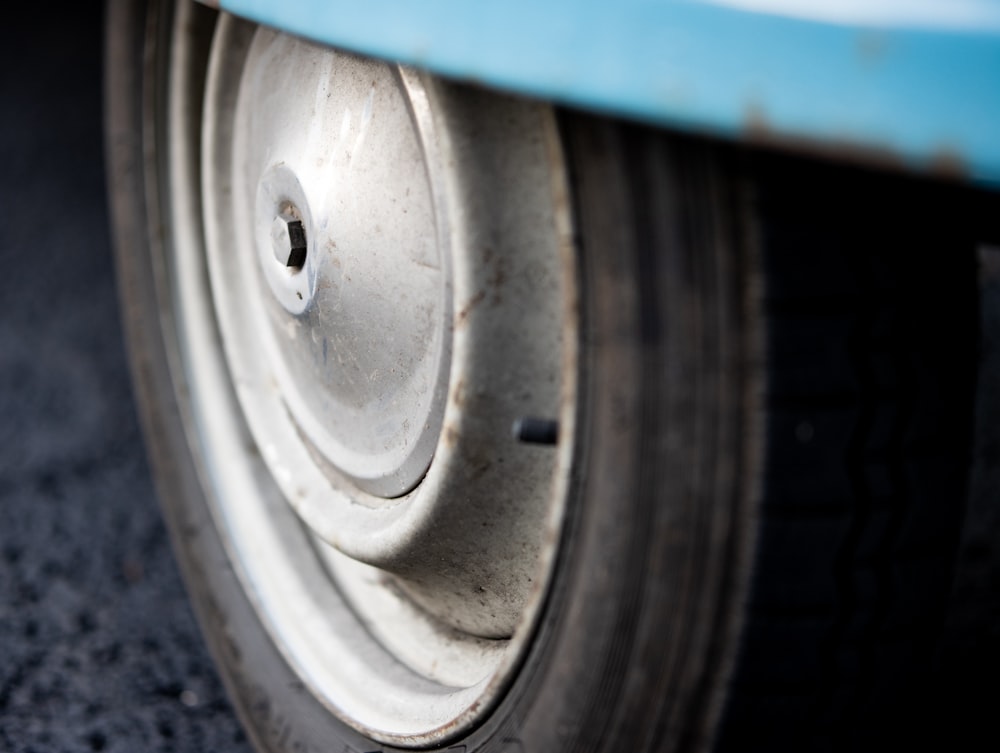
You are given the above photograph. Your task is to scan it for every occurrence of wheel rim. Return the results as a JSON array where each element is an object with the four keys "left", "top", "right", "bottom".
[{"left": 162, "top": 3, "right": 578, "bottom": 745}]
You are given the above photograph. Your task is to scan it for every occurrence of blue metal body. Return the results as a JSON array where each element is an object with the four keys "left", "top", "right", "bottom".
[{"left": 221, "top": 0, "right": 1000, "bottom": 185}]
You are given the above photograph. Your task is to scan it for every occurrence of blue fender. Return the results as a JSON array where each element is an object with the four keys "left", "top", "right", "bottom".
[{"left": 219, "top": 0, "right": 1000, "bottom": 186}]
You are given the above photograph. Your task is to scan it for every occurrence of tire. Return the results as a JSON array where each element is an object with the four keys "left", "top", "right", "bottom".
[
  {"left": 713, "top": 152, "right": 992, "bottom": 752},
  {"left": 105, "top": 1, "right": 1000, "bottom": 752}
]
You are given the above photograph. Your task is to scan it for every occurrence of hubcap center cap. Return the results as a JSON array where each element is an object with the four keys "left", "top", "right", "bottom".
[{"left": 243, "top": 55, "right": 450, "bottom": 498}]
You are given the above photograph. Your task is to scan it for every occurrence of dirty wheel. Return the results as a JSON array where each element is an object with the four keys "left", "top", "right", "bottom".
[
  {"left": 110, "top": 0, "right": 581, "bottom": 746},
  {"left": 106, "top": 1, "right": 997, "bottom": 752},
  {"left": 107, "top": 0, "right": 756, "bottom": 749}
]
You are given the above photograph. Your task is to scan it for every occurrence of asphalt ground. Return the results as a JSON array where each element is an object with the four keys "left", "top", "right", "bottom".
[{"left": 0, "top": 4, "right": 253, "bottom": 751}]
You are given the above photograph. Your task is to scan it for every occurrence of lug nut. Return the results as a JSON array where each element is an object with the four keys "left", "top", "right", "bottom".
[{"left": 271, "top": 214, "right": 308, "bottom": 269}]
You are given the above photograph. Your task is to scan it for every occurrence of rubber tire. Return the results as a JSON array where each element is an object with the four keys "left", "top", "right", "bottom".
[
  {"left": 106, "top": 1, "right": 1000, "bottom": 752},
  {"left": 713, "top": 151, "right": 997, "bottom": 753}
]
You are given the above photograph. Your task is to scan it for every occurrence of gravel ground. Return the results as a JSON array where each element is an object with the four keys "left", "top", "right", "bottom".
[{"left": 0, "top": 4, "right": 253, "bottom": 751}]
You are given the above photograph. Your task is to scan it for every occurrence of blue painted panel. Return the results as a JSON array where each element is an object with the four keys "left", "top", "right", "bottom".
[{"left": 220, "top": 0, "right": 1000, "bottom": 185}]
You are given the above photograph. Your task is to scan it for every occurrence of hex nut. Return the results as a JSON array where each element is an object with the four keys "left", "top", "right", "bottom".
[{"left": 271, "top": 214, "right": 307, "bottom": 268}]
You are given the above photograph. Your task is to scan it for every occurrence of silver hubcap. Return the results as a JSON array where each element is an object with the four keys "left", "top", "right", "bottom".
[
  {"left": 167, "top": 4, "right": 577, "bottom": 745},
  {"left": 224, "top": 33, "right": 452, "bottom": 498}
]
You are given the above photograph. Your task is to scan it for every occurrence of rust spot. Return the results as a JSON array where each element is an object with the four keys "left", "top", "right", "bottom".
[
  {"left": 452, "top": 378, "right": 467, "bottom": 407},
  {"left": 740, "top": 101, "right": 966, "bottom": 179},
  {"left": 444, "top": 425, "right": 459, "bottom": 448},
  {"left": 455, "top": 290, "right": 486, "bottom": 328},
  {"left": 469, "top": 460, "right": 493, "bottom": 480},
  {"left": 928, "top": 147, "right": 967, "bottom": 179},
  {"left": 743, "top": 101, "right": 769, "bottom": 136},
  {"left": 543, "top": 524, "right": 558, "bottom": 549}
]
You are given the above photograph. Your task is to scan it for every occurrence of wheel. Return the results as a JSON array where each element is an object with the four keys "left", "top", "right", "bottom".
[{"left": 105, "top": 1, "right": 1000, "bottom": 751}]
